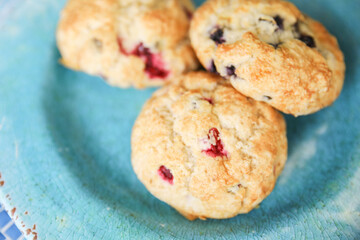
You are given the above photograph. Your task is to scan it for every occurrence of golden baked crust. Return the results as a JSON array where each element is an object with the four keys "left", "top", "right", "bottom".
[
  {"left": 190, "top": 0, "right": 345, "bottom": 116},
  {"left": 131, "top": 71, "right": 287, "bottom": 220},
  {"left": 57, "top": 0, "right": 198, "bottom": 88}
]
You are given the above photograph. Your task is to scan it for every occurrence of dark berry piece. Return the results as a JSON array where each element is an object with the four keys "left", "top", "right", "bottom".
[
  {"left": 269, "top": 43, "right": 281, "bottom": 49},
  {"left": 209, "top": 60, "right": 218, "bottom": 73},
  {"left": 299, "top": 34, "right": 316, "bottom": 48},
  {"left": 274, "top": 15, "right": 284, "bottom": 30},
  {"left": 197, "top": 64, "right": 207, "bottom": 71},
  {"left": 202, "top": 128, "right": 228, "bottom": 158},
  {"left": 263, "top": 95, "right": 272, "bottom": 101},
  {"left": 158, "top": 165, "right": 173, "bottom": 184},
  {"left": 226, "top": 65, "right": 236, "bottom": 77},
  {"left": 210, "top": 27, "right": 225, "bottom": 45}
]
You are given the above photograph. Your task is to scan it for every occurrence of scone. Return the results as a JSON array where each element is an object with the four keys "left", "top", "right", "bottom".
[
  {"left": 190, "top": 0, "right": 345, "bottom": 116},
  {"left": 131, "top": 71, "right": 287, "bottom": 220},
  {"left": 57, "top": 0, "right": 198, "bottom": 88}
]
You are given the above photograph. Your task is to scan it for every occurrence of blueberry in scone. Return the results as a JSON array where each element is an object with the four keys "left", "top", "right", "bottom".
[
  {"left": 190, "top": 0, "right": 345, "bottom": 116},
  {"left": 57, "top": 0, "right": 198, "bottom": 88},
  {"left": 131, "top": 71, "right": 287, "bottom": 220}
]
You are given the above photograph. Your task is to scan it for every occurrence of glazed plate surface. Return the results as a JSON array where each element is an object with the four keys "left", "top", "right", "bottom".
[{"left": 0, "top": 0, "right": 359, "bottom": 239}]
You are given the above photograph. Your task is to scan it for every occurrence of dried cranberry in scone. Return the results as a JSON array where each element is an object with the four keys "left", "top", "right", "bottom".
[
  {"left": 190, "top": 0, "right": 345, "bottom": 116},
  {"left": 117, "top": 39, "right": 169, "bottom": 79},
  {"left": 158, "top": 165, "right": 173, "bottom": 184},
  {"left": 57, "top": 0, "right": 198, "bottom": 88},
  {"left": 202, "top": 128, "right": 227, "bottom": 158},
  {"left": 130, "top": 43, "right": 169, "bottom": 79},
  {"left": 132, "top": 72, "right": 287, "bottom": 220}
]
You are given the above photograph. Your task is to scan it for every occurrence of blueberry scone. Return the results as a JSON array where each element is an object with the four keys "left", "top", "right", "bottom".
[
  {"left": 57, "top": 0, "right": 198, "bottom": 88},
  {"left": 131, "top": 72, "right": 287, "bottom": 220},
  {"left": 190, "top": 0, "right": 345, "bottom": 116}
]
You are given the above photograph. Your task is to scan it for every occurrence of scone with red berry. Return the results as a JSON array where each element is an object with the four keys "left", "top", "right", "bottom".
[
  {"left": 190, "top": 0, "right": 345, "bottom": 116},
  {"left": 57, "top": 0, "right": 198, "bottom": 88},
  {"left": 131, "top": 72, "right": 287, "bottom": 220}
]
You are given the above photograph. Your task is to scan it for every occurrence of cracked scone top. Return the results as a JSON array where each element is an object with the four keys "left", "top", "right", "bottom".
[
  {"left": 190, "top": 0, "right": 345, "bottom": 116},
  {"left": 131, "top": 72, "right": 287, "bottom": 220},
  {"left": 57, "top": 0, "right": 198, "bottom": 88}
]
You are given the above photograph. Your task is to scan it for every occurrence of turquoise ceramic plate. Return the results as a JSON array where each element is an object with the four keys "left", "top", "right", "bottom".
[{"left": 0, "top": 0, "right": 359, "bottom": 239}]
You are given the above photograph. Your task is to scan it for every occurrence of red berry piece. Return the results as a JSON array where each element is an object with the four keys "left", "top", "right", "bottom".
[
  {"left": 117, "top": 38, "right": 130, "bottom": 56},
  {"left": 132, "top": 43, "right": 169, "bottom": 79},
  {"left": 117, "top": 39, "right": 169, "bottom": 79},
  {"left": 201, "top": 97, "right": 214, "bottom": 105},
  {"left": 158, "top": 165, "right": 173, "bottom": 184},
  {"left": 203, "top": 128, "right": 228, "bottom": 157}
]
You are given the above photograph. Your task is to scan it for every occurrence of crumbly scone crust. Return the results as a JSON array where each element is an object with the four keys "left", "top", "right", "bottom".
[
  {"left": 57, "top": 0, "right": 198, "bottom": 88},
  {"left": 131, "top": 71, "right": 287, "bottom": 220},
  {"left": 190, "top": 0, "right": 345, "bottom": 116}
]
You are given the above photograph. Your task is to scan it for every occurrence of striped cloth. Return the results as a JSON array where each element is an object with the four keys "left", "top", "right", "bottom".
[
  {"left": 0, "top": 205, "right": 23, "bottom": 240},
  {"left": 1, "top": 1, "right": 24, "bottom": 239}
]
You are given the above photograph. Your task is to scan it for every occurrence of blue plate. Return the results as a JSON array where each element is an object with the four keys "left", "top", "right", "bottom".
[{"left": 0, "top": 0, "right": 359, "bottom": 239}]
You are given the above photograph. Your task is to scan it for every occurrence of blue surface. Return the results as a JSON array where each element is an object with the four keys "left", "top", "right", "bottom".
[
  {"left": 0, "top": 211, "right": 11, "bottom": 229},
  {"left": 5, "top": 225, "right": 22, "bottom": 240},
  {"left": 0, "top": 0, "right": 359, "bottom": 239},
  {"left": 0, "top": 233, "right": 6, "bottom": 240},
  {"left": 0, "top": 206, "right": 23, "bottom": 240}
]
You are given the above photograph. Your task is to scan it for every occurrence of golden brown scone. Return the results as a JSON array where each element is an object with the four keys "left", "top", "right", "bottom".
[
  {"left": 57, "top": 0, "right": 198, "bottom": 88},
  {"left": 190, "top": 0, "right": 345, "bottom": 116},
  {"left": 131, "top": 71, "right": 287, "bottom": 220}
]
